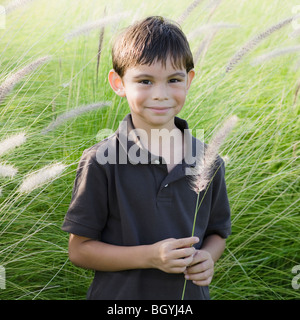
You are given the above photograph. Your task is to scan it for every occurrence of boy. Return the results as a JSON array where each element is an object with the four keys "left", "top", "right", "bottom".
[{"left": 62, "top": 16, "right": 231, "bottom": 300}]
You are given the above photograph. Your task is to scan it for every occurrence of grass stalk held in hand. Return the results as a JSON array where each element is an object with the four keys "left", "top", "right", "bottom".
[
  {"left": 181, "top": 115, "right": 238, "bottom": 300},
  {"left": 189, "top": 115, "right": 238, "bottom": 193}
]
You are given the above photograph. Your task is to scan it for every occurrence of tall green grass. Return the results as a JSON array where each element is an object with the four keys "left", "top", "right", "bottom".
[{"left": 0, "top": 0, "right": 299, "bottom": 299}]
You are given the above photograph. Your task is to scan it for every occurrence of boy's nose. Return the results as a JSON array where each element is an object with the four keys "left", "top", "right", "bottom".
[{"left": 152, "top": 84, "right": 169, "bottom": 101}]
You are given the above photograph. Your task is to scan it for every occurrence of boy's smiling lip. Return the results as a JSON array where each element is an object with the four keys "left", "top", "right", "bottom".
[{"left": 146, "top": 106, "right": 172, "bottom": 114}]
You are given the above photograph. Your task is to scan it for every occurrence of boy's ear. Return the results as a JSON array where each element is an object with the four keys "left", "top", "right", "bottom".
[
  {"left": 108, "top": 69, "right": 126, "bottom": 97},
  {"left": 186, "top": 69, "right": 195, "bottom": 91}
]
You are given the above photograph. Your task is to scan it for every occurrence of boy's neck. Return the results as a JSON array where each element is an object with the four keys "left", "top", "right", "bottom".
[
  {"left": 131, "top": 114, "right": 179, "bottom": 148},
  {"left": 131, "top": 114, "right": 184, "bottom": 172}
]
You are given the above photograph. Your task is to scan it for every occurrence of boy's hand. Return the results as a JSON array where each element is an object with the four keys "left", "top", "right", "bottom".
[
  {"left": 183, "top": 250, "right": 214, "bottom": 286},
  {"left": 151, "top": 237, "right": 199, "bottom": 274}
]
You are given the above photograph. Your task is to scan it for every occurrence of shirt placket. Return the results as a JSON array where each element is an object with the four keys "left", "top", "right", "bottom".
[{"left": 152, "top": 157, "right": 187, "bottom": 204}]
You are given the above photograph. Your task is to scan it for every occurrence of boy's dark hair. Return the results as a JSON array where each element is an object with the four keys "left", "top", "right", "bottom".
[{"left": 112, "top": 16, "right": 194, "bottom": 77}]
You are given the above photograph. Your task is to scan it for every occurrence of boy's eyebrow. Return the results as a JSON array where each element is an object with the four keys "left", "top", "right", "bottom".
[{"left": 132, "top": 72, "right": 186, "bottom": 79}]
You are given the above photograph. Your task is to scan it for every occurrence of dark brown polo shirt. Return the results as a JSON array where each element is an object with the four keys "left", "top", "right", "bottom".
[{"left": 62, "top": 113, "right": 231, "bottom": 300}]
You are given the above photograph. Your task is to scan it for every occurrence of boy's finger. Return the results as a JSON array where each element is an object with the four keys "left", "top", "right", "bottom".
[
  {"left": 172, "top": 236, "right": 199, "bottom": 249},
  {"left": 172, "top": 247, "right": 196, "bottom": 259},
  {"left": 185, "top": 267, "right": 213, "bottom": 281},
  {"left": 192, "top": 276, "right": 213, "bottom": 287},
  {"left": 186, "top": 251, "right": 214, "bottom": 272},
  {"left": 191, "top": 250, "right": 210, "bottom": 263},
  {"left": 172, "top": 254, "right": 195, "bottom": 270},
  {"left": 186, "top": 259, "right": 211, "bottom": 274}
]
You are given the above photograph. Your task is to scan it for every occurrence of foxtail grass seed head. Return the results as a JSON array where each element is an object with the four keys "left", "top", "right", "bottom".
[
  {"left": 64, "top": 12, "right": 131, "bottom": 41},
  {"left": 226, "top": 16, "right": 297, "bottom": 73},
  {"left": 289, "top": 27, "right": 300, "bottom": 38},
  {"left": 251, "top": 45, "right": 300, "bottom": 65},
  {"left": 0, "top": 55, "right": 51, "bottom": 104},
  {"left": 0, "top": 163, "right": 18, "bottom": 178},
  {"left": 293, "top": 79, "right": 300, "bottom": 105},
  {"left": 18, "top": 162, "right": 66, "bottom": 194},
  {"left": 222, "top": 155, "right": 230, "bottom": 165},
  {"left": 177, "top": 0, "right": 204, "bottom": 25},
  {"left": 41, "top": 101, "right": 112, "bottom": 134},
  {"left": 189, "top": 115, "right": 238, "bottom": 194},
  {"left": 193, "top": 30, "right": 216, "bottom": 64},
  {"left": 96, "top": 8, "right": 106, "bottom": 84},
  {"left": 131, "top": 3, "right": 146, "bottom": 24},
  {"left": 293, "top": 59, "right": 300, "bottom": 71},
  {"left": 0, "top": 132, "right": 26, "bottom": 157},
  {"left": 61, "top": 82, "right": 70, "bottom": 88},
  {"left": 5, "top": 0, "right": 35, "bottom": 14},
  {"left": 187, "top": 23, "right": 240, "bottom": 41},
  {"left": 96, "top": 128, "right": 114, "bottom": 142}
]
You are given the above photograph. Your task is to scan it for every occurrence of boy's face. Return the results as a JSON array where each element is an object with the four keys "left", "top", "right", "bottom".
[{"left": 109, "top": 58, "right": 195, "bottom": 130}]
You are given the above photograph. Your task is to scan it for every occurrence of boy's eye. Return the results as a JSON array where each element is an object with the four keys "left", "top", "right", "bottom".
[
  {"left": 139, "top": 80, "right": 152, "bottom": 85},
  {"left": 169, "top": 78, "right": 181, "bottom": 83},
  {"left": 138, "top": 78, "right": 182, "bottom": 84}
]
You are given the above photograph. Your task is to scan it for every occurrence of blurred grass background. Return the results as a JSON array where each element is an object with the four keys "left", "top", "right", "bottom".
[{"left": 0, "top": 0, "right": 299, "bottom": 299}]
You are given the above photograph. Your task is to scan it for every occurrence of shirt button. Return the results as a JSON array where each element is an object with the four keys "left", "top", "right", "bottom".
[
  {"left": 164, "top": 184, "right": 168, "bottom": 188},
  {"left": 153, "top": 159, "right": 160, "bottom": 164}
]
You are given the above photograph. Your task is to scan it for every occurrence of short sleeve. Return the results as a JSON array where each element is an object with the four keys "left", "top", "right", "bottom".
[
  {"left": 61, "top": 148, "right": 108, "bottom": 240},
  {"left": 204, "top": 156, "right": 231, "bottom": 239}
]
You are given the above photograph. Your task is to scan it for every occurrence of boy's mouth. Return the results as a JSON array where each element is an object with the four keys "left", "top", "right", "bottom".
[{"left": 147, "top": 107, "right": 172, "bottom": 114}]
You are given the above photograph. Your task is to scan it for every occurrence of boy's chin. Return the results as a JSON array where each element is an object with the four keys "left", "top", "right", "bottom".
[
  {"left": 146, "top": 116, "right": 178, "bottom": 129},
  {"left": 130, "top": 108, "right": 181, "bottom": 129}
]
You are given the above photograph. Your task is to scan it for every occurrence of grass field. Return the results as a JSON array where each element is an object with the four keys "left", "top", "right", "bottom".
[{"left": 0, "top": 0, "right": 299, "bottom": 300}]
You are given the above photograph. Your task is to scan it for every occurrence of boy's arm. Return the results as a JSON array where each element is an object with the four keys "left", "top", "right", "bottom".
[
  {"left": 68, "top": 233, "right": 199, "bottom": 274},
  {"left": 184, "top": 234, "right": 226, "bottom": 286}
]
